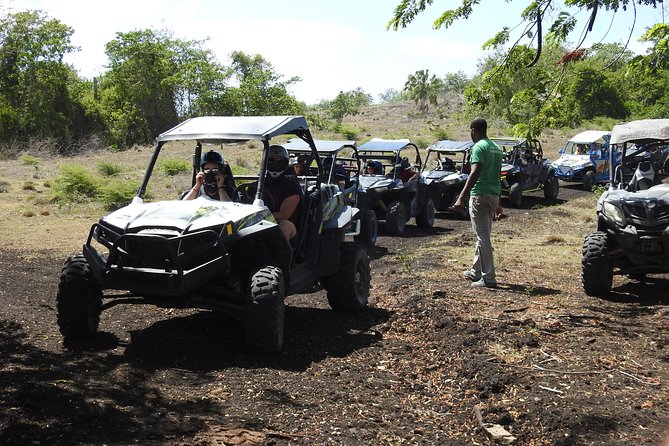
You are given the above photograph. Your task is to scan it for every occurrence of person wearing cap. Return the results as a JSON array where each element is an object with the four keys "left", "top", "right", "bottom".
[
  {"left": 182, "top": 150, "right": 232, "bottom": 201},
  {"left": 396, "top": 157, "right": 419, "bottom": 185},
  {"left": 291, "top": 154, "right": 308, "bottom": 176},
  {"left": 265, "top": 145, "right": 302, "bottom": 241}
]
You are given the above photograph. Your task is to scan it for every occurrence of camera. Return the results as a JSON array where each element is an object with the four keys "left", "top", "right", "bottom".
[{"left": 203, "top": 169, "right": 219, "bottom": 195}]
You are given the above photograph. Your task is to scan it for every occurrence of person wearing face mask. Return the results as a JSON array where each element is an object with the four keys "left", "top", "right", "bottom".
[{"left": 264, "top": 145, "right": 303, "bottom": 241}]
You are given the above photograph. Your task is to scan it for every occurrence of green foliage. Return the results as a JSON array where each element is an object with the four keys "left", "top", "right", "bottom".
[
  {"left": 21, "top": 155, "right": 40, "bottom": 167},
  {"left": 442, "top": 71, "right": 470, "bottom": 93},
  {"left": 226, "top": 51, "right": 305, "bottom": 116},
  {"left": 328, "top": 88, "right": 372, "bottom": 123},
  {"left": 53, "top": 164, "right": 99, "bottom": 202},
  {"left": 97, "top": 161, "right": 121, "bottom": 176},
  {"left": 333, "top": 123, "right": 360, "bottom": 140},
  {"left": 432, "top": 127, "right": 453, "bottom": 141},
  {"left": 98, "top": 179, "right": 139, "bottom": 210},
  {"left": 0, "top": 10, "right": 80, "bottom": 144},
  {"left": 378, "top": 88, "right": 407, "bottom": 103},
  {"left": 404, "top": 69, "right": 442, "bottom": 114},
  {"left": 160, "top": 158, "right": 190, "bottom": 176}
]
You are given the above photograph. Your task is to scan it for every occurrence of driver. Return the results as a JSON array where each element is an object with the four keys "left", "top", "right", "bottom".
[
  {"left": 264, "top": 145, "right": 302, "bottom": 241},
  {"left": 182, "top": 150, "right": 232, "bottom": 201}
]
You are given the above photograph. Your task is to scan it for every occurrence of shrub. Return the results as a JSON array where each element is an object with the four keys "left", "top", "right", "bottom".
[
  {"left": 22, "top": 181, "right": 35, "bottom": 190},
  {"left": 161, "top": 159, "right": 190, "bottom": 176},
  {"left": 53, "top": 164, "right": 99, "bottom": 202},
  {"left": 432, "top": 127, "right": 453, "bottom": 141},
  {"left": 98, "top": 161, "right": 122, "bottom": 176},
  {"left": 21, "top": 155, "right": 40, "bottom": 178},
  {"left": 0, "top": 179, "right": 10, "bottom": 193},
  {"left": 99, "top": 180, "right": 140, "bottom": 211}
]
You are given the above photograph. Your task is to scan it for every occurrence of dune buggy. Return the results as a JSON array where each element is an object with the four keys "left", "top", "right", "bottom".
[
  {"left": 355, "top": 138, "right": 435, "bottom": 235},
  {"left": 582, "top": 119, "right": 669, "bottom": 296},
  {"left": 56, "top": 116, "right": 370, "bottom": 353},
  {"left": 283, "top": 138, "right": 378, "bottom": 247},
  {"left": 492, "top": 137, "right": 559, "bottom": 208},
  {"left": 551, "top": 130, "right": 619, "bottom": 191},
  {"left": 421, "top": 140, "right": 473, "bottom": 219}
]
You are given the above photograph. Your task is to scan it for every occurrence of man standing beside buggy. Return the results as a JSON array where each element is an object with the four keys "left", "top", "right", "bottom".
[{"left": 454, "top": 117, "right": 503, "bottom": 288}]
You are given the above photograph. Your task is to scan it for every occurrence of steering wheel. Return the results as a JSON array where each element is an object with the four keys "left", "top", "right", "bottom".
[{"left": 232, "top": 183, "right": 275, "bottom": 209}]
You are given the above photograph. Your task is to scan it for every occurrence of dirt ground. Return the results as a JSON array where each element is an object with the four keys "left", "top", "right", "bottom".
[{"left": 1, "top": 186, "right": 668, "bottom": 446}]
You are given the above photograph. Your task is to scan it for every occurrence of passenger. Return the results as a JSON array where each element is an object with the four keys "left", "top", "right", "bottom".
[
  {"left": 396, "top": 157, "right": 420, "bottom": 185},
  {"left": 291, "top": 154, "right": 308, "bottom": 176},
  {"left": 265, "top": 145, "right": 302, "bottom": 241},
  {"left": 364, "top": 160, "right": 376, "bottom": 175},
  {"left": 182, "top": 150, "right": 232, "bottom": 201},
  {"left": 577, "top": 144, "right": 587, "bottom": 155}
]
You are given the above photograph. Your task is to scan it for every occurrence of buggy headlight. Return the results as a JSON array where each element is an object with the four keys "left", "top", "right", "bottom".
[
  {"left": 372, "top": 186, "right": 388, "bottom": 193},
  {"left": 440, "top": 178, "right": 457, "bottom": 186},
  {"left": 602, "top": 201, "right": 625, "bottom": 226}
]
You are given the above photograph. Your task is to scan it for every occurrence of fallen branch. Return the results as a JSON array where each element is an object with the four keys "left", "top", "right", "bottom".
[
  {"left": 539, "top": 385, "right": 564, "bottom": 394},
  {"left": 619, "top": 370, "right": 662, "bottom": 386}
]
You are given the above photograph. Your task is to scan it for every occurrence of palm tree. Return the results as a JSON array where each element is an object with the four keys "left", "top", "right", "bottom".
[{"left": 404, "top": 69, "right": 442, "bottom": 114}]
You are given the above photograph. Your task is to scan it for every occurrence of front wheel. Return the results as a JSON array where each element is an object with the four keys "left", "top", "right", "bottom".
[
  {"left": 385, "top": 200, "right": 407, "bottom": 235},
  {"left": 245, "top": 266, "right": 285, "bottom": 353},
  {"left": 355, "top": 210, "right": 378, "bottom": 248},
  {"left": 56, "top": 255, "right": 102, "bottom": 340},
  {"left": 582, "top": 231, "right": 613, "bottom": 296},
  {"left": 415, "top": 197, "right": 435, "bottom": 228},
  {"left": 583, "top": 170, "right": 596, "bottom": 192},
  {"left": 323, "top": 243, "right": 370, "bottom": 312},
  {"left": 543, "top": 175, "right": 560, "bottom": 200}
]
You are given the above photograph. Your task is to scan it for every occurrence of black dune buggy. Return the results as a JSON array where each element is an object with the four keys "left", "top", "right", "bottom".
[
  {"left": 283, "top": 138, "right": 378, "bottom": 248},
  {"left": 421, "top": 139, "right": 474, "bottom": 219},
  {"left": 56, "top": 116, "right": 371, "bottom": 353},
  {"left": 582, "top": 118, "right": 669, "bottom": 296},
  {"left": 355, "top": 138, "right": 435, "bottom": 236},
  {"left": 492, "top": 137, "right": 560, "bottom": 208}
]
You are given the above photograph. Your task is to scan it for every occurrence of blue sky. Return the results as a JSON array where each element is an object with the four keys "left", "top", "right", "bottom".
[{"left": 6, "top": 0, "right": 668, "bottom": 104}]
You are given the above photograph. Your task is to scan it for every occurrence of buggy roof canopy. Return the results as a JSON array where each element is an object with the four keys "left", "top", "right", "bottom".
[
  {"left": 358, "top": 137, "right": 414, "bottom": 152},
  {"left": 427, "top": 140, "right": 474, "bottom": 153},
  {"left": 610, "top": 119, "right": 669, "bottom": 145},
  {"left": 568, "top": 130, "right": 611, "bottom": 144},
  {"left": 284, "top": 138, "right": 356, "bottom": 154},
  {"left": 157, "top": 116, "right": 310, "bottom": 143},
  {"left": 490, "top": 137, "right": 527, "bottom": 148}
]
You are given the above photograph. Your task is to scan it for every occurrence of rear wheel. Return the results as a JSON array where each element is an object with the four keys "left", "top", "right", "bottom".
[
  {"left": 543, "top": 174, "right": 560, "bottom": 200},
  {"left": 355, "top": 210, "right": 378, "bottom": 247},
  {"left": 385, "top": 200, "right": 406, "bottom": 235},
  {"left": 323, "top": 243, "right": 370, "bottom": 312},
  {"left": 582, "top": 231, "right": 613, "bottom": 296},
  {"left": 508, "top": 182, "right": 522, "bottom": 208},
  {"left": 583, "top": 170, "right": 596, "bottom": 192},
  {"left": 245, "top": 266, "right": 285, "bottom": 353},
  {"left": 415, "top": 197, "right": 435, "bottom": 228},
  {"left": 56, "top": 255, "right": 102, "bottom": 340}
]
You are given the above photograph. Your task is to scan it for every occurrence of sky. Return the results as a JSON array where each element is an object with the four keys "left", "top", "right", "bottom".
[{"left": 5, "top": 0, "right": 668, "bottom": 104}]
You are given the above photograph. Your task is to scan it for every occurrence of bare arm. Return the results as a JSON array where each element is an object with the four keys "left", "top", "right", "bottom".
[{"left": 273, "top": 194, "right": 300, "bottom": 222}]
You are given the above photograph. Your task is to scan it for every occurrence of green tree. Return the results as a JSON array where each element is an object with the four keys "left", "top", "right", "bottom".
[
  {"left": 0, "top": 10, "right": 80, "bottom": 143},
  {"left": 404, "top": 69, "right": 442, "bottom": 114},
  {"left": 227, "top": 51, "right": 304, "bottom": 116},
  {"left": 442, "top": 71, "right": 470, "bottom": 93},
  {"left": 328, "top": 88, "right": 372, "bottom": 122}
]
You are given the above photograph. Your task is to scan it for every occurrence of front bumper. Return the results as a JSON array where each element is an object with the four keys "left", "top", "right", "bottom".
[{"left": 84, "top": 223, "right": 230, "bottom": 295}]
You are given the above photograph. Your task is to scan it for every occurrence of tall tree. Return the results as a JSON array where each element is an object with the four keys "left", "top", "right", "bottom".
[
  {"left": 227, "top": 51, "right": 303, "bottom": 116},
  {"left": 404, "top": 69, "right": 442, "bottom": 114},
  {"left": 0, "top": 10, "right": 78, "bottom": 143},
  {"left": 100, "top": 29, "right": 224, "bottom": 147}
]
